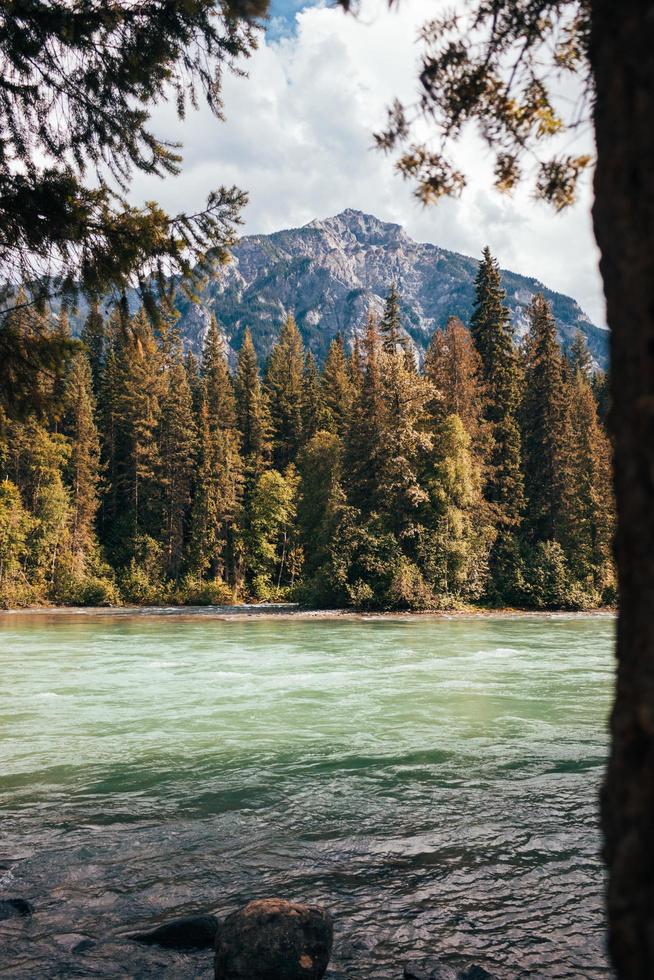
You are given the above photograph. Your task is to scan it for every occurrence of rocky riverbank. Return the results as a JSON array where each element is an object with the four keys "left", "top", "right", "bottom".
[{"left": 1, "top": 894, "right": 498, "bottom": 979}]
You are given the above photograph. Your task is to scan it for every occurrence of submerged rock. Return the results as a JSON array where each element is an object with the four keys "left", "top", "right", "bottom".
[
  {"left": 214, "top": 898, "right": 333, "bottom": 980},
  {"left": 459, "top": 969, "right": 495, "bottom": 980},
  {"left": 0, "top": 898, "right": 34, "bottom": 921},
  {"left": 130, "top": 912, "right": 219, "bottom": 950},
  {"left": 72, "top": 938, "right": 96, "bottom": 954}
]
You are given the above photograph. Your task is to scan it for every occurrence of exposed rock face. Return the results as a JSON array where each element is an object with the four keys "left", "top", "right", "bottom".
[
  {"left": 170, "top": 209, "right": 608, "bottom": 369},
  {"left": 0, "top": 898, "right": 33, "bottom": 920},
  {"left": 129, "top": 912, "right": 219, "bottom": 949},
  {"left": 214, "top": 898, "right": 333, "bottom": 980}
]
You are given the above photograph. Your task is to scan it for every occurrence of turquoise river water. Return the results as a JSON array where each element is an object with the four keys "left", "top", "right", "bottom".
[{"left": 0, "top": 610, "right": 615, "bottom": 978}]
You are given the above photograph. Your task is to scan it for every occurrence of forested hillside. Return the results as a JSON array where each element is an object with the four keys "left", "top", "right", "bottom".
[{"left": 0, "top": 249, "right": 614, "bottom": 610}]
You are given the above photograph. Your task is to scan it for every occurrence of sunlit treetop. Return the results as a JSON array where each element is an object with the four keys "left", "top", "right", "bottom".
[{"left": 340, "top": 0, "right": 592, "bottom": 210}]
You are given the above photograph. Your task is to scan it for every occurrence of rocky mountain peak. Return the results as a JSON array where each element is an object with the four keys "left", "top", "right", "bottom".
[{"left": 305, "top": 208, "right": 410, "bottom": 250}]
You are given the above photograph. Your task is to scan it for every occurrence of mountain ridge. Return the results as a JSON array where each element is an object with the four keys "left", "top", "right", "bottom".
[{"left": 167, "top": 208, "right": 608, "bottom": 368}]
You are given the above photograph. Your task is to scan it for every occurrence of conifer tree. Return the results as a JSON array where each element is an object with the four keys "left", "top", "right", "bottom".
[
  {"left": 111, "top": 309, "right": 164, "bottom": 556},
  {"left": 522, "top": 294, "right": 573, "bottom": 546},
  {"left": 188, "top": 403, "right": 242, "bottom": 582},
  {"left": 96, "top": 310, "right": 124, "bottom": 536},
  {"left": 592, "top": 369, "right": 610, "bottom": 423},
  {"left": 380, "top": 282, "right": 404, "bottom": 353},
  {"left": 378, "top": 344, "right": 432, "bottom": 544},
  {"left": 235, "top": 328, "right": 272, "bottom": 476},
  {"left": 348, "top": 331, "right": 365, "bottom": 392},
  {"left": 301, "top": 351, "right": 325, "bottom": 442},
  {"left": 322, "top": 335, "right": 355, "bottom": 438},
  {"left": 265, "top": 314, "right": 305, "bottom": 469},
  {"left": 80, "top": 303, "right": 106, "bottom": 393},
  {"left": 344, "top": 314, "right": 387, "bottom": 515},
  {"left": 424, "top": 316, "right": 485, "bottom": 440},
  {"left": 16, "top": 422, "right": 72, "bottom": 592},
  {"left": 62, "top": 352, "right": 101, "bottom": 574},
  {"left": 159, "top": 358, "right": 197, "bottom": 580},
  {"left": 202, "top": 316, "right": 236, "bottom": 430},
  {"left": 567, "top": 369, "right": 615, "bottom": 597},
  {"left": 568, "top": 330, "right": 593, "bottom": 379},
  {"left": 297, "top": 430, "right": 344, "bottom": 581},
  {"left": 182, "top": 350, "right": 202, "bottom": 423},
  {"left": 186, "top": 322, "right": 243, "bottom": 583},
  {"left": 470, "top": 247, "right": 525, "bottom": 598}
]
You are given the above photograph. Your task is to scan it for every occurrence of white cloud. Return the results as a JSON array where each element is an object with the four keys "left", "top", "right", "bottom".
[{"left": 129, "top": 0, "right": 605, "bottom": 325}]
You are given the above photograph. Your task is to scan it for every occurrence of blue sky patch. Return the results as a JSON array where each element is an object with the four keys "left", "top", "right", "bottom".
[{"left": 267, "top": 0, "right": 320, "bottom": 39}]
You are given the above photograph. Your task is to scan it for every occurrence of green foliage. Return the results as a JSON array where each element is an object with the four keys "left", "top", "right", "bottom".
[
  {"left": 265, "top": 315, "right": 305, "bottom": 469},
  {"left": 244, "top": 467, "right": 300, "bottom": 596},
  {"left": 0, "top": 479, "right": 34, "bottom": 606},
  {"left": 522, "top": 293, "right": 573, "bottom": 544},
  {"left": 173, "top": 574, "right": 235, "bottom": 607},
  {"left": 523, "top": 540, "right": 595, "bottom": 611},
  {"left": 387, "top": 556, "right": 434, "bottom": 611},
  {"left": 0, "top": 267, "right": 614, "bottom": 612},
  {"left": 422, "top": 414, "right": 494, "bottom": 603},
  {"left": 118, "top": 535, "right": 166, "bottom": 605}
]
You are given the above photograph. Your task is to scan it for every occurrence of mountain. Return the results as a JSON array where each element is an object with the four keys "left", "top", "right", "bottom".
[{"left": 170, "top": 208, "right": 609, "bottom": 368}]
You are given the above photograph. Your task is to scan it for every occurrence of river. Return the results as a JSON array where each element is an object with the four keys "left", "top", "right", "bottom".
[{"left": 0, "top": 610, "right": 614, "bottom": 978}]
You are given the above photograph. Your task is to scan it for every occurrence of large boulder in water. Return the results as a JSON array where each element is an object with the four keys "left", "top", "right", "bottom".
[
  {"left": 214, "top": 898, "right": 333, "bottom": 980},
  {"left": 129, "top": 913, "right": 219, "bottom": 949}
]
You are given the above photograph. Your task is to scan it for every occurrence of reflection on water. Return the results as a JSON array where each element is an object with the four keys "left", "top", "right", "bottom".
[{"left": 0, "top": 612, "right": 614, "bottom": 978}]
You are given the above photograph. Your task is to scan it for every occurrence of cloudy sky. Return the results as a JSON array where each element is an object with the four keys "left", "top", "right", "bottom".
[{"left": 131, "top": 0, "right": 605, "bottom": 325}]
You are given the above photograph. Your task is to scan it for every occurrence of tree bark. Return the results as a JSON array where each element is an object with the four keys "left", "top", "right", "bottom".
[{"left": 591, "top": 3, "right": 654, "bottom": 977}]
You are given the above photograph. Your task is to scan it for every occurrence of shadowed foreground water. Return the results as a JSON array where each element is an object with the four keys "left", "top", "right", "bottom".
[{"left": 0, "top": 611, "right": 614, "bottom": 978}]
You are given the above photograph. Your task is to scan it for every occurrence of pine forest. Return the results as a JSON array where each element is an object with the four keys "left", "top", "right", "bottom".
[{"left": 0, "top": 250, "right": 614, "bottom": 612}]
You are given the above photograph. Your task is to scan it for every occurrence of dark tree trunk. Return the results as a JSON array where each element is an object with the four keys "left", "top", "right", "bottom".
[{"left": 591, "top": 3, "right": 654, "bottom": 977}]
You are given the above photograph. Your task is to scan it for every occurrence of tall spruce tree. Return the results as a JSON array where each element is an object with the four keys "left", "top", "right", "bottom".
[
  {"left": 380, "top": 282, "right": 404, "bottom": 353},
  {"left": 378, "top": 342, "right": 432, "bottom": 545},
  {"left": 189, "top": 319, "right": 243, "bottom": 583},
  {"left": 522, "top": 294, "right": 573, "bottom": 546},
  {"left": 202, "top": 317, "right": 236, "bottom": 430},
  {"left": 265, "top": 315, "right": 305, "bottom": 468},
  {"left": 567, "top": 368, "right": 615, "bottom": 597},
  {"left": 159, "top": 358, "right": 197, "bottom": 580},
  {"left": 301, "top": 351, "right": 324, "bottom": 442},
  {"left": 297, "top": 430, "right": 344, "bottom": 581},
  {"left": 111, "top": 308, "right": 164, "bottom": 558},
  {"left": 470, "top": 247, "right": 525, "bottom": 599},
  {"left": 235, "top": 328, "right": 272, "bottom": 476},
  {"left": 322, "top": 335, "right": 355, "bottom": 438},
  {"left": 344, "top": 313, "right": 387, "bottom": 516},
  {"left": 61, "top": 352, "right": 101, "bottom": 575},
  {"left": 97, "top": 309, "right": 124, "bottom": 538},
  {"left": 80, "top": 303, "right": 106, "bottom": 394},
  {"left": 568, "top": 330, "right": 593, "bottom": 379}
]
